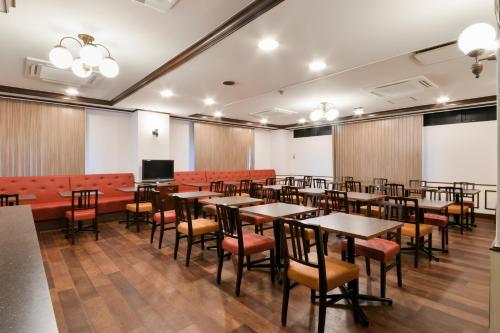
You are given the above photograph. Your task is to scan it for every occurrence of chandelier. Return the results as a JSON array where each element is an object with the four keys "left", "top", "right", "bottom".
[
  {"left": 457, "top": 23, "right": 497, "bottom": 78},
  {"left": 309, "top": 102, "right": 339, "bottom": 122},
  {"left": 49, "top": 34, "right": 119, "bottom": 78}
]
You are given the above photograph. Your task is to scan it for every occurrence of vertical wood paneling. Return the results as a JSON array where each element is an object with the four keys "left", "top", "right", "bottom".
[
  {"left": 0, "top": 99, "right": 85, "bottom": 176},
  {"left": 194, "top": 123, "right": 254, "bottom": 170},
  {"left": 333, "top": 116, "right": 422, "bottom": 184}
]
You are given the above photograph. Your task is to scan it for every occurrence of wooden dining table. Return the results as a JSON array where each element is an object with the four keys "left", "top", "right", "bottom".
[
  {"left": 199, "top": 196, "right": 262, "bottom": 207},
  {"left": 59, "top": 190, "right": 104, "bottom": 198},
  {"left": 303, "top": 212, "right": 403, "bottom": 326},
  {"left": 170, "top": 191, "right": 223, "bottom": 218}
]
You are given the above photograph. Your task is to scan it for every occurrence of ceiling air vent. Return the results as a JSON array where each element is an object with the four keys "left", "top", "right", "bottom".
[
  {"left": 24, "top": 57, "right": 100, "bottom": 87},
  {"left": 367, "top": 76, "right": 438, "bottom": 98},
  {"left": 251, "top": 107, "right": 297, "bottom": 120},
  {"left": 133, "top": 0, "right": 180, "bottom": 12}
]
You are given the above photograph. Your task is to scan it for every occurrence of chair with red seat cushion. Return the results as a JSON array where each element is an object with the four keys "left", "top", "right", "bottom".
[
  {"left": 216, "top": 204, "right": 275, "bottom": 296},
  {"left": 64, "top": 189, "right": 99, "bottom": 245},
  {"left": 150, "top": 185, "right": 178, "bottom": 249},
  {"left": 411, "top": 212, "right": 449, "bottom": 253},
  {"left": 241, "top": 187, "right": 277, "bottom": 235},
  {"left": 340, "top": 199, "right": 402, "bottom": 298}
]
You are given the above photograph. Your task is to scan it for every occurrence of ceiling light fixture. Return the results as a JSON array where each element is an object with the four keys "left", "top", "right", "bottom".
[
  {"left": 298, "top": 118, "right": 306, "bottom": 124},
  {"left": 260, "top": 118, "right": 268, "bottom": 125},
  {"left": 160, "top": 89, "right": 173, "bottom": 98},
  {"left": 65, "top": 88, "right": 79, "bottom": 96},
  {"left": 204, "top": 97, "right": 215, "bottom": 105},
  {"left": 258, "top": 38, "right": 279, "bottom": 52},
  {"left": 353, "top": 107, "right": 364, "bottom": 115},
  {"left": 310, "top": 102, "right": 338, "bottom": 122},
  {"left": 309, "top": 60, "right": 326, "bottom": 72},
  {"left": 458, "top": 23, "right": 497, "bottom": 78},
  {"left": 436, "top": 96, "right": 450, "bottom": 104},
  {"left": 49, "top": 34, "right": 119, "bottom": 78},
  {"left": 213, "top": 111, "right": 222, "bottom": 118}
]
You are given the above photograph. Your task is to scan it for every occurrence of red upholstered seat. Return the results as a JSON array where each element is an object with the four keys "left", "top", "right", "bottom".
[
  {"left": 65, "top": 208, "right": 96, "bottom": 221},
  {"left": 29, "top": 200, "right": 72, "bottom": 221},
  {"left": 222, "top": 233, "right": 275, "bottom": 255},
  {"left": 249, "top": 169, "right": 276, "bottom": 180},
  {"left": 153, "top": 210, "right": 176, "bottom": 224},
  {"left": 173, "top": 171, "right": 208, "bottom": 192},
  {"left": 410, "top": 213, "right": 448, "bottom": 227},
  {"left": 240, "top": 212, "right": 273, "bottom": 225},
  {"left": 340, "top": 238, "right": 400, "bottom": 262}
]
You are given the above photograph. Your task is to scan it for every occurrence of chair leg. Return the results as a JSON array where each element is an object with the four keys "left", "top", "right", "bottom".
[
  {"left": 270, "top": 249, "right": 275, "bottom": 283},
  {"left": 380, "top": 262, "right": 386, "bottom": 298},
  {"left": 136, "top": 213, "right": 140, "bottom": 233},
  {"left": 246, "top": 255, "right": 251, "bottom": 270},
  {"left": 281, "top": 275, "right": 290, "bottom": 327},
  {"left": 185, "top": 235, "right": 193, "bottom": 267},
  {"left": 94, "top": 219, "right": 99, "bottom": 241},
  {"left": 318, "top": 291, "right": 327, "bottom": 333},
  {"left": 150, "top": 223, "right": 156, "bottom": 244},
  {"left": 365, "top": 257, "right": 371, "bottom": 276},
  {"left": 217, "top": 249, "right": 224, "bottom": 284},
  {"left": 323, "top": 233, "right": 329, "bottom": 256},
  {"left": 174, "top": 232, "right": 180, "bottom": 260},
  {"left": 71, "top": 220, "right": 75, "bottom": 245},
  {"left": 304, "top": 240, "right": 311, "bottom": 254},
  {"left": 396, "top": 254, "right": 402, "bottom": 287},
  {"left": 254, "top": 224, "right": 259, "bottom": 234},
  {"left": 125, "top": 210, "right": 130, "bottom": 228},
  {"left": 235, "top": 255, "right": 244, "bottom": 296},
  {"left": 428, "top": 234, "right": 433, "bottom": 262},
  {"left": 414, "top": 236, "right": 420, "bottom": 268}
]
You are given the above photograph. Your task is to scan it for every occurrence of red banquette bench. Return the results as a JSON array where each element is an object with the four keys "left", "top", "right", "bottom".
[{"left": 173, "top": 169, "right": 276, "bottom": 191}]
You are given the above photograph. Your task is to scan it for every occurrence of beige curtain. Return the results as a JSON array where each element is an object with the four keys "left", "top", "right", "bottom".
[
  {"left": 333, "top": 115, "right": 422, "bottom": 185},
  {"left": 0, "top": 98, "right": 85, "bottom": 176},
  {"left": 194, "top": 123, "right": 254, "bottom": 170}
]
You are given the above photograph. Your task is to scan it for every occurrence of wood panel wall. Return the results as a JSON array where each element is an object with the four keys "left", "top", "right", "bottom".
[
  {"left": 0, "top": 98, "right": 85, "bottom": 176},
  {"left": 194, "top": 123, "right": 254, "bottom": 170},
  {"left": 333, "top": 115, "right": 422, "bottom": 185}
]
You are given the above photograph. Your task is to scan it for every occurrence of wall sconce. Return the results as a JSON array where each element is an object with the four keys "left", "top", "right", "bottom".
[
  {"left": 458, "top": 23, "right": 497, "bottom": 78},
  {"left": 152, "top": 129, "right": 159, "bottom": 137}
]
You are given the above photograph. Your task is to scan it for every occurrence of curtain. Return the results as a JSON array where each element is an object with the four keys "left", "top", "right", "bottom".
[
  {"left": 333, "top": 115, "right": 422, "bottom": 184},
  {"left": 194, "top": 123, "right": 254, "bottom": 170},
  {"left": 0, "top": 98, "right": 85, "bottom": 176}
]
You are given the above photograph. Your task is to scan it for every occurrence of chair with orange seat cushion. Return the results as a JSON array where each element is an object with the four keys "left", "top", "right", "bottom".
[
  {"left": 125, "top": 184, "right": 155, "bottom": 232},
  {"left": 238, "top": 179, "right": 252, "bottom": 197},
  {"left": 439, "top": 186, "right": 470, "bottom": 234},
  {"left": 280, "top": 219, "right": 363, "bottom": 332},
  {"left": 453, "top": 182, "right": 476, "bottom": 227},
  {"left": 150, "top": 185, "right": 178, "bottom": 249},
  {"left": 216, "top": 204, "right": 275, "bottom": 296},
  {"left": 174, "top": 196, "right": 219, "bottom": 267},
  {"left": 201, "top": 181, "right": 224, "bottom": 219},
  {"left": 411, "top": 211, "right": 449, "bottom": 253},
  {"left": 64, "top": 189, "right": 99, "bottom": 245},
  {"left": 340, "top": 200, "right": 402, "bottom": 298}
]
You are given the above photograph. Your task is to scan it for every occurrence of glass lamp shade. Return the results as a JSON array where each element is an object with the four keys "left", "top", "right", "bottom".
[
  {"left": 49, "top": 45, "right": 73, "bottom": 69},
  {"left": 71, "top": 58, "right": 92, "bottom": 78},
  {"left": 458, "top": 23, "right": 497, "bottom": 56},
  {"left": 80, "top": 44, "right": 103, "bottom": 67},
  {"left": 325, "top": 109, "right": 339, "bottom": 121},
  {"left": 309, "top": 108, "right": 325, "bottom": 121},
  {"left": 99, "top": 57, "right": 119, "bottom": 78}
]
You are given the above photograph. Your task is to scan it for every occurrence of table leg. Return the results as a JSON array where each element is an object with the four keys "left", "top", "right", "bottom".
[{"left": 273, "top": 220, "right": 282, "bottom": 282}]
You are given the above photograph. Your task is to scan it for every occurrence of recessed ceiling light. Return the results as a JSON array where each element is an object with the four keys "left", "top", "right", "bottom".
[
  {"left": 258, "top": 38, "right": 279, "bottom": 52},
  {"left": 353, "top": 107, "right": 364, "bottom": 115},
  {"left": 204, "top": 97, "right": 215, "bottom": 105},
  {"left": 65, "top": 88, "right": 79, "bottom": 96},
  {"left": 298, "top": 118, "right": 306, "bottom": 124},
  {"left": 213, "top": 111, "right": 222, "bottom": 118},
  {"left": 309, "top": 60, "right": 326, "bottom": 72},
  {"left": 260, "top": 118, "right": 268, "bottom": 125},
  {"left": 436, "top": 96, "right": 450, "bottom": 104},
  {"left": 160, "top": 89, "right": 173, "bottom": 98}
]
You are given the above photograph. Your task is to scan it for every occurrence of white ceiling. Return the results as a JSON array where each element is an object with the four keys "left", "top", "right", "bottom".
[{"left": 0, "top": 0, "right": 497, "bottom": 124}]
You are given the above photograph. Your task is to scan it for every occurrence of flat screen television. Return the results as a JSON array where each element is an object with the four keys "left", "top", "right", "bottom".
[{"left": 142, "top": 159, "right": 174, "bottom": 181}]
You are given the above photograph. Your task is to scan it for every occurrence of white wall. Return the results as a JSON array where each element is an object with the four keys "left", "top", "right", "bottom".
[
  {"left": 269, "top": 130, "right": 292, "bottom": 175},
  {"left": 422, "top": 121, "right": 497, "bottom": 184},
  {"left": 289, "top": 134, "right": 333, "bottom": 177},
  {"left": 170, "top": 119, "right": 193, "bottom": 172},
  {"left": 85, "top": 109, "right": 134, "bottom": 174},
  {"left": 254, "top": 129, "right": 273, "bottom": 169}
]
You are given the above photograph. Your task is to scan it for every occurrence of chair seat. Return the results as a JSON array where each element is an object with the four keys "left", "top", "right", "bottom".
[
  {"left": 410, "top": 213, "right": 448, "bottom": 227},
  {"left": 447, "top": 204, "right": 470, "bottom": 215},
  {"left": 401, "top": 223, "right": 433, "bottom": 238},
  {"left": 222, "top": 233, "right": 275, "bottom": 255},
  {"left": 340, "top": 238, "right": 400, "bottom": 262},
  {"left": 283, "top": 224, "right": 324, "bottom": 240},
  {"left": 126, "top": 202, "right": 152, "bottom": 213},
  {"left": 65, "top": 208, "right": 96, "bottom": 222},
  {"left": 153, "top": 210, "right": 176, "bottom": 225},
  {"left": 201, "top": 204, "right": 217, "bottom": 215},
  {"left": 177, "top": 218, "right": 218, "bottom": 236},
  {"left": 239, "top": 193, "right": 250, "bottom": 197},
  {"left": 287, "top": 253, "right": 359, "bottom": 291},
  {"left": 359, "top": 205, "right": 384, "bottom": 216},
  {"left": 240, "top": 212, "right": 273, "bottom": 225},
  {"left": 463, "top": 200, "right": 474, "bottom": 208}
]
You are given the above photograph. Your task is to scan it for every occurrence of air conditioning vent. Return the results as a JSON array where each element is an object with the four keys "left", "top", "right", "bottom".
[
  {"left": 24, "top": 57, "right": 100, "bottom": 87},
  {"left": 414, "top": 42, "right": 463, "bottom": 65},
  {"left": 251, "top": 107, "right": 298, "bottom": 120},
  {"left": 387, "top": 97, "right": 417, "bottom": 105},
  {"left": 367, "top": 76, "right": 438, "bottom": 98},
  {"left": 133, "top": 0, "right": 180, "bottom": 12}
]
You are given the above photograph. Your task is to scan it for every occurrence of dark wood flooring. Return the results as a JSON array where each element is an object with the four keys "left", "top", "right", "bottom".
[{"left": 39, "top": 217, "right": 494, "bottom": 333}]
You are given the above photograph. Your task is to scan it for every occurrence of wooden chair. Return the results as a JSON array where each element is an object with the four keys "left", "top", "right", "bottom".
[
  {"left": 265, "top": 177, "right": 277, "bottom": 185},
  {"left": 202, "top": 183, "right": 236, "bottom": 219},
  {"left": 241, "top": 188, "right": 277, "bottom": 235},
  {"left": 313, "top": 178, "right": 327, "bottom": 189},
  {"left": 342, "top": 176, "right": 354, "bottom": 182},
  {"left": 340, "top": 199, "right": 402, "bottom": 298},
  {"left": 173, "top": 197, "right": 219, "bottom": 267},
  {"left": 385, "top": 183, "right": 405, "bottom": 197},
  {"left": 150, "top": 185, "right": 178, "bottom": 249},
  {"left": 303, "top": 176, "right": 313, "bottom": 188},
  {"left": 216, "top": 204, "right": 275, "bottom": 296},
  {"left": 284, "top": 176, "right": 295, "bottom": 186},
  {"left": 239, "top": 179, "right": 252, "bottom": 197},
  {"left": 64, "top": 190, "right": 99, "bottom": 245},
  {"left": 280, "top": 218, "right": 361, "bottom": 333},
  {"left": 125, "top": 185, "right": 155, "bottom": 232},
  {"left": 373, "top": 178, "right": 388, "bottom": 187},
  {"left": 249, "top": 182, "right": 263, "bottom": 198},
  {"left": 281, "top": 185, "right": 301, "bottom": 205},
  {"left": 439, "top": 186, "right": 469, "bottom": 234},
  {"left": 324, "top": 190, "right": 349, "bottom": 214},
  {"left": 345, "top": 181, "right": 361, "bottom": 192},
  {"left": 453, "top": 182, "right": 476, "bottom": 226},
  {"left": 360, "top": 186, "right": 386, "bottom": 216},
  {"left": 0, "top": 194, "right": 19, "bottom": 206},
  {"left": 408, "top": 180, "right": 427, "bottom": 198}
]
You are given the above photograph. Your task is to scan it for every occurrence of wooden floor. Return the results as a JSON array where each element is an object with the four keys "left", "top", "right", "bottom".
[{"left": 39, "top": 217, "right": 494, "bottom": 333}]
